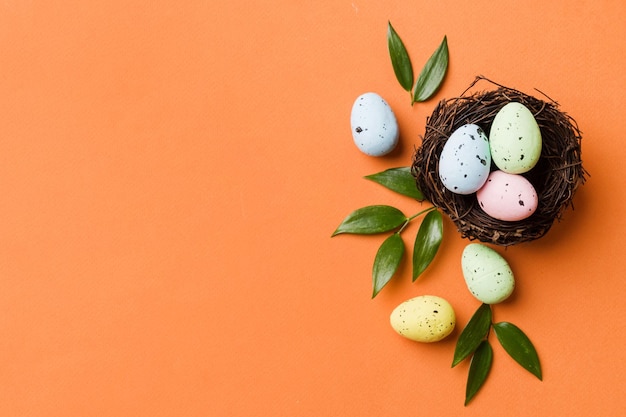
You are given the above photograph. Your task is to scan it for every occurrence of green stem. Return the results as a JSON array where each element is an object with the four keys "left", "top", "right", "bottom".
[
  {"left": 397, "top": 206, "right": 437, "bottom": 234},
  {"left": 408, "top": 206, "right": 437, "bottom": 221},
  {"left": 487, "top": 305, "right": 493, "bottom": 338}
]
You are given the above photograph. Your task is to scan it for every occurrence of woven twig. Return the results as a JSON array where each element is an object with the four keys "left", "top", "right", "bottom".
[{"left": 411, "top": 76, "right": 588, "bottom": 246}]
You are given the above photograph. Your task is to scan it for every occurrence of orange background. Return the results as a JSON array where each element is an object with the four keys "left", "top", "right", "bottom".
[{"left": 1, "top": 1, "right": 624, "bottom": 416}]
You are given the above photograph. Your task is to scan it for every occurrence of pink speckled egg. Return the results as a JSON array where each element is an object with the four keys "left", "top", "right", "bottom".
[{"left": 476, "top": 170, "right": 538, "bottom": 221}]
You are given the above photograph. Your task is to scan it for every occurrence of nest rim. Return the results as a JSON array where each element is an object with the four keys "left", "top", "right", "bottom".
[{"left": 411, "top": 76, "right": 588, "bottom": 246}]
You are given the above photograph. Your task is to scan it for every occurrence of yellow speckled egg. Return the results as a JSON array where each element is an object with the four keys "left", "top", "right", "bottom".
[{"left": 390, "top": 295, "right": 456, "bottom": 342}]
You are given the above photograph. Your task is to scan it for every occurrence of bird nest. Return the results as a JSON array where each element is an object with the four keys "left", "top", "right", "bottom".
[{"left": 411, "top": 76, "right": 587, "bottom": 246}]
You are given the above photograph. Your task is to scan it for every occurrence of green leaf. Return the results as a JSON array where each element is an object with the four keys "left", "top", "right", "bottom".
[
  {"left": 387, "top": 21, "right": 414, "bottom": 92},
  {"left": 332, "top": 205, "right": 407, "bottom": 236},
  {"left": 364, "top": 167, "right": 424, "bottom": 201},
  {"left": 452, "top": 303, "right": 492, "bottom": 367},
  {"left": 372, "top": 233, "right": 404, "bottom": 298},
  {"left": 493, "top": 322, "right": 542, "bottom": 380},
  {"left": 412, "top": 36, "right": 449, "bottom": 103},
  {"left": 465, "top": 340, "right": 493, "bottom": 406},
  {"left": 412, "top": 210, "right": 443, "bottom": 281}
]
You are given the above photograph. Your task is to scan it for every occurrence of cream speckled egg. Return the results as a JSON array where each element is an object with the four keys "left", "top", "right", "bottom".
[
  {"left": 461, "top": 243, "right": 515, "bottom": 304},
  {"left": 350, "top": 92, "right": 399, "bottom": 156},
  {"left": 489, "top": 102, "right": 542, "bottom": 174},
  {"left": 390, "top": 295, "right": 456, "bottom": 342}
]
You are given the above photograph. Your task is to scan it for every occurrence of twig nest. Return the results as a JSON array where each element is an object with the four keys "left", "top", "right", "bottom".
[{"left": 412, "top": 76, "right": 588, "bottom": 246}]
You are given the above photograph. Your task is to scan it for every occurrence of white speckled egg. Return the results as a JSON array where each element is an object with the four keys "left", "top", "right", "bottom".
[
  {"left": 390, "top": 295, "right": 455, "bottom": 343},
  {"left": 438, "top": 124, "right": 491, "bottom": 194},
  {"left": 476, "top": 170, "right": 538, "bottom": 221},
  {"left": 489, "top": 102, "right": 542, "bottom": 174},
  {"left": 350, "top": 92, "right": 399, "bottom": 156},
  {"left": 461, "top": 243, "right": 515, "bottom": 304}
]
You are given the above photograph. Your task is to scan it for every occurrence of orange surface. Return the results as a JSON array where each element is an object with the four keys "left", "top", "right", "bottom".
[{"left": 0, "top": 1, "right": 624, "bottom": 416}]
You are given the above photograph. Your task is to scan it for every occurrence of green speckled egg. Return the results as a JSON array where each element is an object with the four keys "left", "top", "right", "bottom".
[
  {"left": 390, "top": 295, "right": 456, "bottom": 343},
  {"left": 461, "top": 243, "right": 515, "bottom": 304},
  {"left": 489, "top": 102, "right": 542, "bottom": 174}
]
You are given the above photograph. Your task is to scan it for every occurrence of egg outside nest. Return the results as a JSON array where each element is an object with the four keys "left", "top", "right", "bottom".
[{"left": 411, "top": 76, "right": 588, "bottom": 246}]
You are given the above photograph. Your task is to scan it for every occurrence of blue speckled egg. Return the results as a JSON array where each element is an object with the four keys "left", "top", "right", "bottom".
[
  {"left": 438, "top": 124, "right": 491, "bottom": 195},
  {"left": 350, "top": 92, "right": 399, "bottom": 156}
]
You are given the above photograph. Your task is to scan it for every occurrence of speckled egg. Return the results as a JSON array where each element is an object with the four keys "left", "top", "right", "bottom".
[
  {"left": 476, "top": 170, "right": 538, "bottom": 221},
  {"left": 461, "top": 243, "right": 515, "bottom": 304},
  {"left": 438, "top": 124, "right": 491, "bottom": 195},
  {"left": 350, "top": 92, "right": 399, "bottom": 156},
  {"left": 390, "top": 295, "right": 456, "bottom": 343},
  {"left": 489, "top": 102, "right": 542, "bottom": 174}
]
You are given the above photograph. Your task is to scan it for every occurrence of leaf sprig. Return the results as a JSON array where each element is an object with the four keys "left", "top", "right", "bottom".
[
  {"left": 387, "top": 22, "right": 449, "bottom": 104},
  {"left": 335, "top": 25, "right": 542, "bottom": 406},
  {"left": 453, "top": 303, "right": 542, "bottom": 405},
  {"left": 332, "top": 167, "right": 443, "bottom": 298}
]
